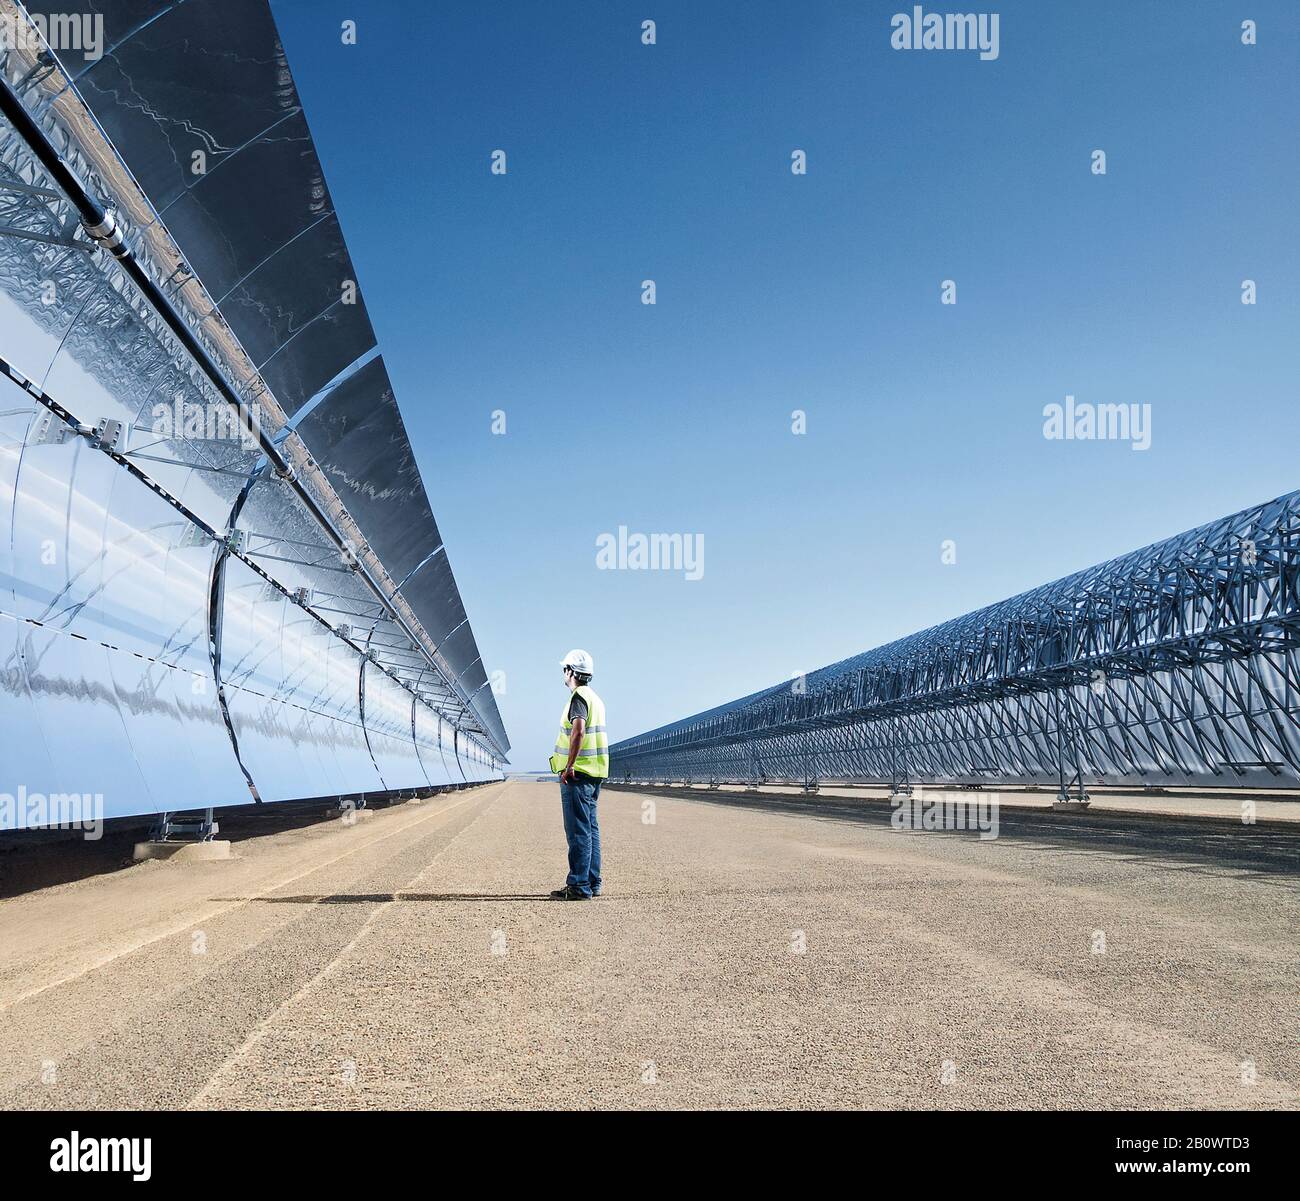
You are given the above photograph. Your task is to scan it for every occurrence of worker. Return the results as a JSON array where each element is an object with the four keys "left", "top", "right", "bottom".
[{"left": 547, "top": 649, "right": 609, "bottom": 900}]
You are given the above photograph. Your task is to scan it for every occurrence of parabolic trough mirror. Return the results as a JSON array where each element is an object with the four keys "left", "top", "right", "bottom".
[{"left": 0, "top": 0, "right": 508, "bottom": 831}]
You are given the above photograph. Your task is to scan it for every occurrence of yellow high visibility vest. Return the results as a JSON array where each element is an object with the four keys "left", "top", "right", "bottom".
[{"left": 549, "top": 684, "right": 609, "bottom": 778}]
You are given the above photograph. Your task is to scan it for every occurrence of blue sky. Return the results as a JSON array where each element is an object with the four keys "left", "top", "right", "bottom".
[{"left": 270, "top": 0, "right": 1299, "bottom": 769}]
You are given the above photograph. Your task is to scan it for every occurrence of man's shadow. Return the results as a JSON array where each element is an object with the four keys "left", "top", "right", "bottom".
[{"left": 215, "top": 892, "right": 582, "bottom": 904}]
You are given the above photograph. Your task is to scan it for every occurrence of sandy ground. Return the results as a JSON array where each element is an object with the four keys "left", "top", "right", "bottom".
[{"left": 0, "top": 780, "right": 1295, "bottom": 1110}]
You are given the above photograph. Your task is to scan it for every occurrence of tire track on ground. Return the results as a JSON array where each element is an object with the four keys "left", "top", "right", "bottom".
[
  {"left": 189, "top": 791, "right": 504, "bottom": 1108},
  {"left": 0, "top": 790, "right": 499, "bottom": 1110}
]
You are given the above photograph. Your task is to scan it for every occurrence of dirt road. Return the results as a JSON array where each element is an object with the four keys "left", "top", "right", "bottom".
[{"left": 0, "top": 781, "right": 1295, "bottom": 1109}]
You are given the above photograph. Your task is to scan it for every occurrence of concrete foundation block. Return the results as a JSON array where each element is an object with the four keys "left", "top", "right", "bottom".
[
  {"left": 331, "top": 805, "right": 376, "bottom": 823},
  {"left": 133, "top": 839, "right": 232, "bottom": 863}
]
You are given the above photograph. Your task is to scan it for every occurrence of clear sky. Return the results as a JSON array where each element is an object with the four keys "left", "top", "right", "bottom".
[{"left": 269, "top": 0, "right": 1300, "bottom": 770}]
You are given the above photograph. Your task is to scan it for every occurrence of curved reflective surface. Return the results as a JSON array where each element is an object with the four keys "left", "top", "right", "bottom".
[{"left": 0, "top": 10, "right": 504, "bottom": 829}]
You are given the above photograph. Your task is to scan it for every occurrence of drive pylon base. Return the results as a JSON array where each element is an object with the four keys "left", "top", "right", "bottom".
[{"left": 1052, "top": 797, "right": 1091, "bottom": 810}]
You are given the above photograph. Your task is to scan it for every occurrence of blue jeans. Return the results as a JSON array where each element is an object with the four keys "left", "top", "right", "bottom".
[{"left": 560, "top": 775, "right": 602, "bottom": 897}]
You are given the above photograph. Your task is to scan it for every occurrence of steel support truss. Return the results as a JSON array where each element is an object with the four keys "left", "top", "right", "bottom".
[{"left": 611, "top": 492, "right": 1300, "bottom": 793}]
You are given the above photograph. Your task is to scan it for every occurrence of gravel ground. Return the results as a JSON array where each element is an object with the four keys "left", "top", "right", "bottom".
[{"left": 0, "top": 780, "right": 1295, "bottom": 1110}]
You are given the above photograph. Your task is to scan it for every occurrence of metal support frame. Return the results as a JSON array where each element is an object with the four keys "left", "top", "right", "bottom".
[
  {"left": 149, "top": 808, "right": 218, "bottom": 843},
  {"left": 357, "top": 652, "right": 385, "bottom": 789},
  {"left": 610, "top": 492, "right": 1300, "bottom": 796},
  {"left": 0, "top": 218, "right": 90, "bottom": 250},
  {"left": 799, "top": 728, "right": 819, "bottom": 793},
  {"left": 1052, "top": 686, "right": 1090, "bottom": 806},
  {"left": 888, "top": 713, "right": 911, "bottom": 798}
]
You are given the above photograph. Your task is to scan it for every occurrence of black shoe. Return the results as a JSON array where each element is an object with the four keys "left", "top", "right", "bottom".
[{"left": 549, "top": 886, "right": 590, "bottom": 900}]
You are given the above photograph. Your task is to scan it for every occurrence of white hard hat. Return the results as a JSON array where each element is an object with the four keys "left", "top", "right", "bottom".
[{"left": 561, "top": 648, "right": 594, "bottom": 676}]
